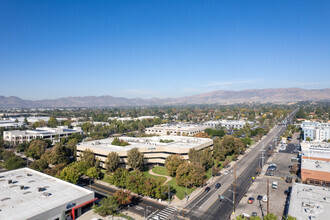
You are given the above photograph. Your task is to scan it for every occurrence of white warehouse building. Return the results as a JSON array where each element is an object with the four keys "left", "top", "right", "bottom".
[
  {"left": 3, "top": 126, "right": 83, "bottom": 145},
  {"left": 0, "top": 168, "right": 95, "bottom": 220}
]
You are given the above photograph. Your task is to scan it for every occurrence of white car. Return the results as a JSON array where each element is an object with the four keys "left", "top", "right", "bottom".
[
  {"left": 262, "top": 195, "right": 268, "bottom": 202},
  {"left": 224, "top": 170, "right": 230, "bottom": 175}
]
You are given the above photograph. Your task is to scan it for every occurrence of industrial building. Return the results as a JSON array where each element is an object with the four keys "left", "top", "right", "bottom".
[
  {"left": 300, "top": 142, "right": 330, "bottom": 185},
  {"left": 77, "top": 135, "right": 213, "bottom": 168},
  {"left": 145, "top": 123, "right": 209, "bottom": 136},
  {"left": 0, "top": 168, "right": 95, "bottom": 220},
  {"left": 3, "top": 126, "right": 82, "bottom": 145},
  {"left": 288, "top": 183, "right": 330, "bottom": 220}
]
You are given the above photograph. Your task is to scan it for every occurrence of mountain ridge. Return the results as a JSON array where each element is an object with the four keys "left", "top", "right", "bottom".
[{"left": 0, "top": 88, "right": 329, "bottom": 108}]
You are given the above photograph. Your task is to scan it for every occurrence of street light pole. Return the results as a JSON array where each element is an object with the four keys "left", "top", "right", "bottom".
[{"left": 89, "top": 179, "right": 93, "bottom": 190}]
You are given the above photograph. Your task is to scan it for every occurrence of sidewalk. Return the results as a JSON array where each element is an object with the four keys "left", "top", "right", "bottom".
[
  {"left": 149, "top": 169, "right": 172, "bottom": 185},
  {"left": 77, "top": 209, "right": 140, "bottom": 220},
  {"left": 171, "top": 134, "right": 268, "bottom": 209},
  {"left": 94, "top": 180, "right": 170, "bottom": 206}
]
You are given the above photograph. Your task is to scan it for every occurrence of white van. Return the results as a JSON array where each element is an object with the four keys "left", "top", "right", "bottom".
[{"left": 272, "top": 181, "right": 278, "bottom": 189}]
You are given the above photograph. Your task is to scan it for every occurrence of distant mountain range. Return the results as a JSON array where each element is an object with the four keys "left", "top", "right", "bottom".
[{"left": 0, "top": 88, "right": 329, "bottom": 108}]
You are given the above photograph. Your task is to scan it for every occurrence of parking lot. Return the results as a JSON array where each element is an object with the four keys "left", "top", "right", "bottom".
[{"left": 232, "top": 133, "right": 300, "bottom": 219}]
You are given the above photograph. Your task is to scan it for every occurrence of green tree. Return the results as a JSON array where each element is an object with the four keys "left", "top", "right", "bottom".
[
  {"left": 81, "top": 149, "right": 96, "bottom": 167},
  {"left": 105, "top": 152, "right": 120, "bottom": 173},
  {"left": 199, "top": 148, "right": 213, "bottom": 171},
  {"left": 5, "top": 156, "right": 26, "bottom": 170},
  {"left": 92, "top": 197, "right": 118, "bottom": 216},
  {"left": 264, "top": 213, "right": 278, "bottom": 220},
  {"left": 48, "top": 117, "right": 59, "bottom": 128},
  {"left": 57, "top": 166, "right": 80, "bottom": 184},
  {"left": 67, "top": 138, "right": 77, "bottom": 159},
  {"left": 111, "top": 137, "right": 129, "bottom": 146},
  {"left": 23, "top": 117, "right": 29, "bottom": 125},
  {"left": 49, "top": 143, "right": 69, "bottom": 164},
  {"left": 113, "top": 189, "right": 133, "bottom": 206},
  {"left": 188, "top": 149, "right": 200, "bottom": 163},
  {"left": 25, "top": 140, "right": 47, "bottom": 159},
  {"left": 176, "top": 162, "right": 205, "bottom": 187},
  {"left": 165, "top": 155, "right": 185, "bottom": 177},
  {"left": 127, "top": 148, "right": 144, "bottom": 170},
  {"left": 29, "top": 157, "right": 49, "bottom": 171},
  {"left": 306, "top": 137, "right": 312, "bottom": 141},
  {"left": 86, "top": 167, "right": 100, "bottom": 179}
]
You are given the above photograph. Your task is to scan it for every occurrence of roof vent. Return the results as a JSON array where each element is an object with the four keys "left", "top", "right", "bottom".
[
  {"left": 27, "top": 174, "right": 32, "bottom": 176},
  {"left": 20, "top": 185, "right": 24, "bottom": 190},
  {"left": 7, "top": 180, "right": 12, "bottom": 184},
  {"left": 42, "top": 192, "right": 51, "bottom": 197},
  {"left": 37, "top": 187, "right": 45, "bottom": 192}
]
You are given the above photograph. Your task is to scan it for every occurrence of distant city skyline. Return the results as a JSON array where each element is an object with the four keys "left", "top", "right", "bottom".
[{"left": 1, "top": 0, "right": 330, "bottom": 100}]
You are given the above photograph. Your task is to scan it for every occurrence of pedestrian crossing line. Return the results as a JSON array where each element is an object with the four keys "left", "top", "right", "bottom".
[{"left": 149, "top": 206, "right": 177, "bottom": 220}]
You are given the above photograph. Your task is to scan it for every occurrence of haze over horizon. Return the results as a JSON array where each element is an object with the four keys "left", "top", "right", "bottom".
[{"left": 1, "top": 0, "right": 330, "bottom": 100}]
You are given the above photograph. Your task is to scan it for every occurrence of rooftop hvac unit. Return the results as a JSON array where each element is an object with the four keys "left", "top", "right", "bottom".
[
  {"left": 42, "top": 192, "right": 51, "bottom": 197},
  {"left": 37, "top": 187, "right": 44, "bottom": 192}
]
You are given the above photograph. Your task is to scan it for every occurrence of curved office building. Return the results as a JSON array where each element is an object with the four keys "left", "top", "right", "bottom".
[{"left": 77, "top": 136, "right": 213, "bottom": 168}]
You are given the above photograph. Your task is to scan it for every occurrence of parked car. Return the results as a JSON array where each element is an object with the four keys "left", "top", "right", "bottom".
[
  {"left": 267, "top": 166, "right": 276, "bottom": 171},
  {"left": 224, "top": 170, "right": 230, "bottom": 175},
  {"left": 265, "top": 172, "right": 274, "bottom": 176},
  {"left": 262, "top": 195, "right": 268, "bottom": 202},
  {"left": 269, "top": 163, "right": 277, "bottom": 168},
  {"left": 205, "top": 187, "right": 210, "bottom": 192},
  {"left": 257, "top": 195, "right": 263, "bottom": 200},
  {"left": 215, "top": 183, "right": 221, "bottom": 189},
  {"left": 241, "top": 213, "right": 250, "bottom": 218},
  {"left": 251, "top": 212, "right": 258, "bottom": 217},
  {"left": 272, "top": 181, "right": 278, "bottom": 189},
  {"left": 248, "top": 197, "right": 255, "bottom": 204}
]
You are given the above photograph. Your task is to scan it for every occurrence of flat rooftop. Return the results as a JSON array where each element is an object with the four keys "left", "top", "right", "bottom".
[
  {"left": 78, "top": 136, "right": 213, "bottom": 152},
  {"left": 149, "top": 123, "right": 209, "bottom": 129},
  {"left": 301, "top": 159, "right": 330, "bottom": 173},
  {"left": 0, "top": 168, "right": 94, "bottom": 220},
  {"left": 288, "top": 183, "right": 330, "bottom": 220}
]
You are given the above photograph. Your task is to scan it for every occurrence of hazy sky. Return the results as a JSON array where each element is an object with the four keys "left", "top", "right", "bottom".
[{"left": 1, "top": 0, "right": 330, "bottom": 100}]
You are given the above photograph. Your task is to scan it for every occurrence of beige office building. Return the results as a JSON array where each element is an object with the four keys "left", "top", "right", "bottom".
[{"left": 77, "top": 136, "right": 213, "bottom": 168}]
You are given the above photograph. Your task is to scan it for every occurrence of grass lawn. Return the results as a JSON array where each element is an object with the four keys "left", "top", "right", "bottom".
[
  {"left": 142, "top": 168, "right": 167, "bottom": 183},
  {"left": 152, "top": 166, "right": 170, "bottom": 176},
  {"left": 168, "top": 178, "right": 196, "bottom": 200}
]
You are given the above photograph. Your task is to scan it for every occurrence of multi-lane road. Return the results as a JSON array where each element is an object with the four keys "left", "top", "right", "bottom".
[
  {"left": 83, "top": 181, "right": 168, "bottom": 219},
  {"left": 181, "top": 109, "right": 298, "bottom": 220},
  {"left": 85, "top": 109, "right": 297, "bottom": 220}
]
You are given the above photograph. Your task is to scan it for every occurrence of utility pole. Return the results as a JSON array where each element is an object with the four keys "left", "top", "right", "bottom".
[
  {"left": 168, "top": 184, "right": 171, "bottom": 204},
  {"left": 267, "top": 178, "right": 269, "bottom": 215},
  {"left": 234, "top": 163, "right": 236, "bottom": 212},
  {"left": 211, "top": 166, "right": 213, "bottom": 180},
  {"left": 260, "top": 150, "right": 265, "bottom": 168}
]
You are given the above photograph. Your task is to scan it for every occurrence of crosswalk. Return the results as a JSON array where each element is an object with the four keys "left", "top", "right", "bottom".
[{"left": 149, "top": 206, "right": 177, "bottom": 220}]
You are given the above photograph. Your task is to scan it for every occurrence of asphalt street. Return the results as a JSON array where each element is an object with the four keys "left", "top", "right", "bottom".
[
  {"left": 82, "top": 180, "right": 168, "bottom": 219},
  {"left": 181, "top": 109, "right": 297, "bottom": 220}
]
